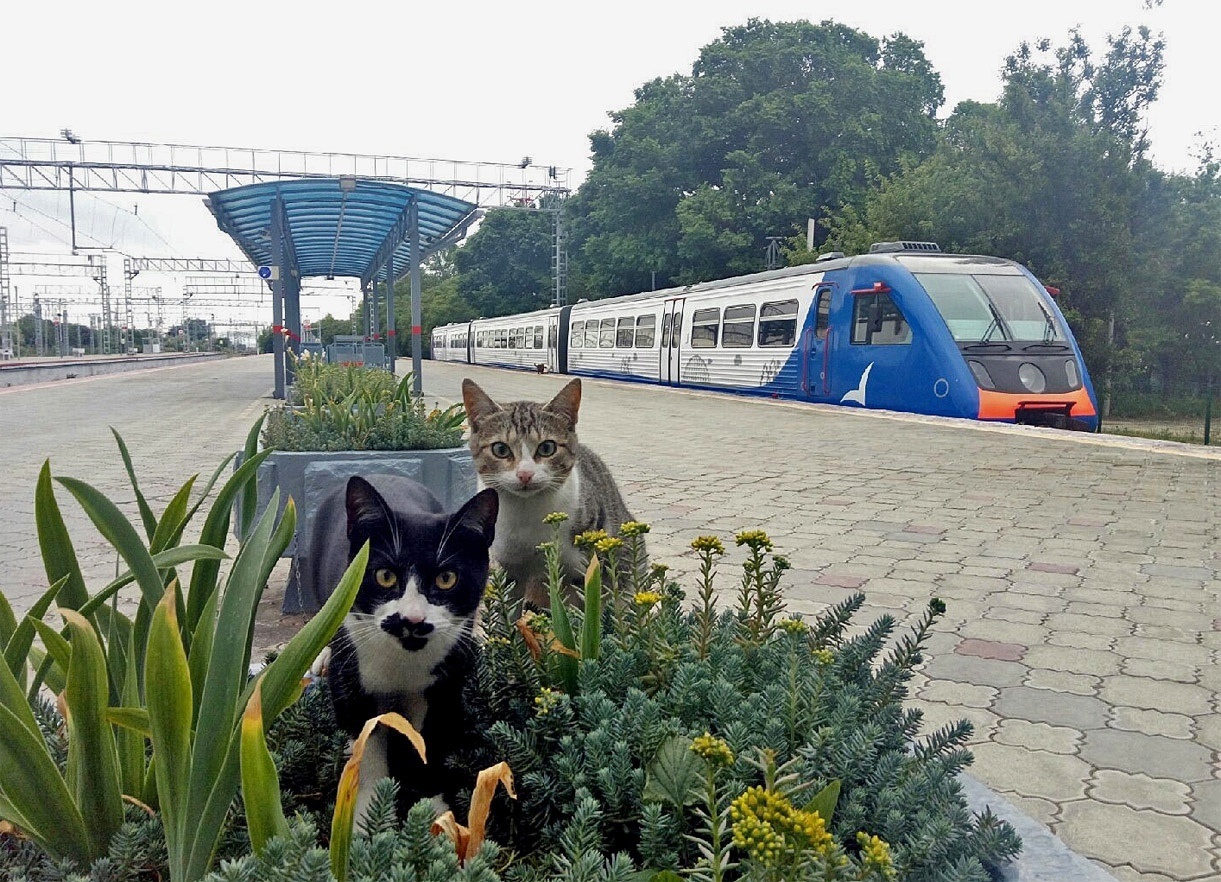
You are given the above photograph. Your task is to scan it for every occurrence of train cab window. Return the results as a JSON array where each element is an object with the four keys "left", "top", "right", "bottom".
[
  {"left": 570, "top": 321, "right": 583, "bottom": 348},
  {"left": 635, "top": 314, "right": 656, "bottom": 348},
  {"left": 616, "top": 317, "right": 635, "bottom": 348},
  {"left": 722, "top": 304, "right": 755, "bottom": 348},
  {"left": 599, "top": 318, "right": 616, "bottom": 348},
  {"left": 548, "top": 324, "right": 557, "bottom": 348},
  {"left": 852, "top": 292, "right": 912, "bottom": 345},
  {"left": 758, "top": 299, "right": 798, "bottom": 347},
  {"left": 535, "top": 325, "right": 544, "bottom": 348},
  {"left": 660, "top": 315, "right": 671, "bottom": 348},
  {"left": 815, "top": 289, "right": 831, "bottom": 340},
  {"left": 691, "top": 308, "right": 719, "bottom": 348}
]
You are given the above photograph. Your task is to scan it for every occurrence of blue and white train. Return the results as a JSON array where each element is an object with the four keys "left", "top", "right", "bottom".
[{"left": 432, "top": 242, "right": 1099, "bottom": 430}]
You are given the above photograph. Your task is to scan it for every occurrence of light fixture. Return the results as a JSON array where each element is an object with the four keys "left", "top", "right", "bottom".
[{"left": 339, "top": 175, "right": 357, "bottom": 192}]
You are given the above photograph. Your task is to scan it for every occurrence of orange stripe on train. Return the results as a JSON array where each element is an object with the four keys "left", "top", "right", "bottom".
[{"left": 977, "top": 388, "right": 1097, "bottom": 420}]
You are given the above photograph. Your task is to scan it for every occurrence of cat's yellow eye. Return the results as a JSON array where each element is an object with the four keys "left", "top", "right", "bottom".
[
  {"left": 374, "top": 568, "right": 398, "bottom": 588},
  {"left": 490, "top": 441, "right": 512, "bottom": 459},
  {"left": 536, "top": 440, "right": 557, "bottom": 457},
  {"left": 434, "top": 570, "right": 458, "bottom": 591}
]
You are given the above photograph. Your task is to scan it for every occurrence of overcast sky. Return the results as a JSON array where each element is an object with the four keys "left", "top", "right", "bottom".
[{"left": 1, "top": 0, "right": 1209, "bottom": 326}]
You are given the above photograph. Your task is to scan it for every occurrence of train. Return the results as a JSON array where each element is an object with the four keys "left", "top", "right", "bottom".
[{"left": 432, "top": 242, "right": 1099, "bottom": 431}]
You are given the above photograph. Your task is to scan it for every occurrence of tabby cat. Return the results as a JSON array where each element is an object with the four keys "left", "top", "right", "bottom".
[
  {"left": 317, "top": 474, "right": 498, "bottom": 825},
  {"left": 461, "top": 377, "right": 640, "bottom": 608}
]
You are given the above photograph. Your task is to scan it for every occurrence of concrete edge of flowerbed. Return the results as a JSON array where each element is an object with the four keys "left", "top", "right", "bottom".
[{"left": 959, "top": 774, "right": 1118, "bottom": 882}]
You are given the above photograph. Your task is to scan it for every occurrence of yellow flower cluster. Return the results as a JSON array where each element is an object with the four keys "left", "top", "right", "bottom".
[
  {"left": 633, "top": 591, "right": 662, "bottom": 608},
  {"left": 730, "top": 786, "right": 836, "bottom": 868},
  {"left": 813, "top": 649, "right": 834, "bottom": 666},
  {"left": 543, "top": 511, "right": 570, "bottom": 525},
  {"left": 619, "top": 521, "right": 651, "bottom": 537},
  {"left": 690, "top": 535, "right": 726, "bottom": 554},
  {"left": 534, "top": 687, "right": 563, "bottom": 716},
  {"left": 574, "top": 529, "right": 609, "bottom": 548},
  {"left": 485, "top": 635, "right": 512, "bottom": 647},
  {"left": 690, "top": 732, "right": 734, "bottom": 768},
  {"left": 855, "top": 832, "right": 897, "bottom": 879},
  {"left": 735, "top": 530, "right": 774, "bottom": 551},
  {"left": 595, "top": 536, "right": 624, "bottom": 554},
  {"left": 778, "top": 618, "right": 807, "bottom": 635}
]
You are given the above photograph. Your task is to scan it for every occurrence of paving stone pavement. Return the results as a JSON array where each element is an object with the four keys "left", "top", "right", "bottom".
[{"left": 2, "top": 355, "right": 1218, "bottom": 882}]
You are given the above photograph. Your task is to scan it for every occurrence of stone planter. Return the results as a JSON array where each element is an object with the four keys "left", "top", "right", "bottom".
[{"left": 238, "top": 447, "right": 475, "bottom": 613}]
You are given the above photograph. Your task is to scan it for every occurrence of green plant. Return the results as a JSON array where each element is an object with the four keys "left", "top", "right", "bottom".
[
  {"left": 261, "top": 354, "right": 464, "bottom": 452},
  {"left": 0, "top": 430, "right": 368, "bottom": 882}
]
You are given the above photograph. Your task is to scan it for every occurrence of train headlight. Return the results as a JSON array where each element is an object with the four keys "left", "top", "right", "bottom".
[
  {"left": 1018, "top": 363, "right": 1047, "bottom": 393},
  {"left": 967, "top": 360, "right": 994, "bottom": 389},
  {"left": 1065, "top": 359, "right": 1080, "bottom": 388}
]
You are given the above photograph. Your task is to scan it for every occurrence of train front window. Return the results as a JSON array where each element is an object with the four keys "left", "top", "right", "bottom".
[{"left": 917, "top": 273, "right": 1066, "bottom": 343}]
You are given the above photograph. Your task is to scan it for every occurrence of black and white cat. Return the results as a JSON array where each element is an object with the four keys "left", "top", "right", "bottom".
[{"left": 316, "top": 474, "right": 498, "bottom": 825}]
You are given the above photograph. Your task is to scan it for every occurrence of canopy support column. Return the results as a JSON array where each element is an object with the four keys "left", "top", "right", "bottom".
[
  {"left": 409, "top": 198, "right": 422, "bottom": 394},
  {"left": 385, "top": 253, "right": 395, "bottom": 373},
  {"left": 269, "top": 195, "right": 286, "bottom": 400}
]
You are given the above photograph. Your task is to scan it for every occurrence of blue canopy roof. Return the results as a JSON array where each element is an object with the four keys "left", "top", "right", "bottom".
[{"left": 207, "top": 178, "right": 478, "bottom": 286}]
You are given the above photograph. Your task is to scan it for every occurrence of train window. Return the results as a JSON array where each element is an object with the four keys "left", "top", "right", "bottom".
[
  {"left": 599, "top": 318, "right": 616, "bottom": 348},
  {"left": 570, "top": 322, "right": 583, "bottom": 348},
  {"left": 758, "top": 299, "right": 798, "bottom": 347},
  {"left": 722, "top": 304, "right": 755, "bottom": 348},
  {"left": 585, "top": 323, "right": 599, "bottom": 348},
  {"left": 635, "top": 314, "right": 656, "bottom": 348},
  {"left": 548, "top": 324, "right": 557, "bottom": 348},
  {"left": 660, "top": 315, "right": 671, "bottom": 348},
  {"left": 815, "top": 289, "right": 831, "bottom": 339},
  {"left": 496, "top": 329, "right": 507, "bottom": 348},
  {"left": 691, "top": 308, "right": 719, "bottom": 348},
  {"left": 852, "top": 293, "right": 912, "bottom": 345},
  {"left": 524, "top": 327, "right": 534, "bottom": 349},
  {"left": 616, "top": 317, "right": 635, "bottom": 348},
  {"left": 535, "top": 325, "right": 544, "bottom": 348}
]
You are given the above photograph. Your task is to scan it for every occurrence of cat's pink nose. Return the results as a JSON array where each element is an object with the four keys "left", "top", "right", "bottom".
[{"left": 516, "top": 469, "right": 534, "bottom": 485}]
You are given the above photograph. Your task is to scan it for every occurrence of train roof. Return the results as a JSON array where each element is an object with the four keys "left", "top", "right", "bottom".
[{"left": 568, "top": 250, "right": 1023, "bottom": 312}]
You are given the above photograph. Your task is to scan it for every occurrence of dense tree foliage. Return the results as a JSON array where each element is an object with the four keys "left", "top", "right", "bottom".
[{"left": 564, "top": 19, "right": 944, "bottom": 295}]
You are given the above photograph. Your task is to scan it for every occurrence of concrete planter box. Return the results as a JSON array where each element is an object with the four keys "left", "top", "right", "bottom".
[{"left": 240, "top": 447, "right": 475, "bottom": 613}]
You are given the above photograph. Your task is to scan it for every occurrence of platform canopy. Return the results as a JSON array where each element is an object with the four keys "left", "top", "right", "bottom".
[
  {"left": 207, "top": 178, "right": 478, "bottom": 287},
  {"left": 207, "top": 177, "right": 479, "bottom": 397}
]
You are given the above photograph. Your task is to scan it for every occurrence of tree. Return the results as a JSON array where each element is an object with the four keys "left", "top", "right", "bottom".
[
  {"left": 454, "top": 208, "right": 554, "bottom": 318},
  {"left": 566, "top": 18, "right": 944, "bottom": 296}
]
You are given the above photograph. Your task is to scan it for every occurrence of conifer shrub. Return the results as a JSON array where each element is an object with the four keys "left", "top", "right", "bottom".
[{"left": 2, "top": 526, "right": 1020, "bottom": 882}]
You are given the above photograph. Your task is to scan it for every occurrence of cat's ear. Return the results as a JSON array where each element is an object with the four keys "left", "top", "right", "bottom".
[
  {"left": 462, "top": 378, "right": 502, "bottom": 429},
  {"left": 345, "top": 476, "right": 393, "bottom": 535},
  {"left": 544, "top": 378, "right": 582, "bottom": 427},
  {"left": 452, "top": 488, "right": 499, "bottom": 545}
]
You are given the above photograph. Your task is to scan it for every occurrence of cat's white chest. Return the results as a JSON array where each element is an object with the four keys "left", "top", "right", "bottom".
[{"left": 490, "top": 475, "right": 581, "bottom": 571}]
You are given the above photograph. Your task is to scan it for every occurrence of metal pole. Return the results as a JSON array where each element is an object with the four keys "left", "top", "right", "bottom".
[
  {"left": 68, "top": 165, "right": 77, "bottom": 254},
  {"left": 385, "top": 253, "right": 395, "bottom": 373},
  {"left": 409, "top": 199, "right": 422, "bottom": 394},
  {"left": 269, "top": 196, "right": 286, "bottom": 399}
]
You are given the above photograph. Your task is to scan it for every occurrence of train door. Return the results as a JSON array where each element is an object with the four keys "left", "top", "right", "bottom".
[
  {"left": 660, "top": 297, "right": 685, "bottom": 385},
  {"left": 802, "top": 285, "right": 834, "bottom": 399},
  {"left": 546, "top": 315, "right": 560, "bottom": 372}
]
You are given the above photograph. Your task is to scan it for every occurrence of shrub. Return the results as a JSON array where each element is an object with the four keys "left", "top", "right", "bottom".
[{"left": 261, "top": 354, "right": 464, "bottom": 451}]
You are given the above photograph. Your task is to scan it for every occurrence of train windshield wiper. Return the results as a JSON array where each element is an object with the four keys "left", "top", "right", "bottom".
[{"left": 976, "top": 300, "right": 1010, "bottom": 345}]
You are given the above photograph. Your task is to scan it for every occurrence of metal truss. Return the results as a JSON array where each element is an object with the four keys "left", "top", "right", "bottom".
[
  {"left": 129, "top": 256, "right": 257, "bottom": 274},
  {"left": 0, "top": 137, "right": 571, "bottom": 207}
]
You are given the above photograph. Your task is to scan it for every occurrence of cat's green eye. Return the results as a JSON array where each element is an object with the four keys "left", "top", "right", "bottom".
[
  {"left": 536, "top": 440, "right": 557, "bottom": 457},
  {"left": 374, "top": 568, "right": 398, "bottom": 588},
  {"left": 434, "top": 570, "right": 458, "bottom": 591},
  {"left": 490, "top": 442, "right": 512, "bottom": 459}
]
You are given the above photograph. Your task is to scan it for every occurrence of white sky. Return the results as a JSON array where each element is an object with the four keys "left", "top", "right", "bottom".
[{"left": 1, "top": 0, "right": 1210, "bottom": 326}]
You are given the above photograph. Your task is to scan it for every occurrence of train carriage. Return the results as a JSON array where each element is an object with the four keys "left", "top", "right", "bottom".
[{"left": 425, "top": 242, "right": 1098, "bottom": 431}]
